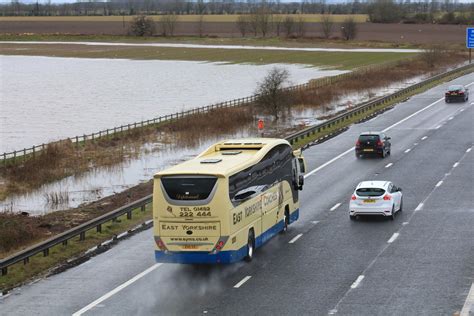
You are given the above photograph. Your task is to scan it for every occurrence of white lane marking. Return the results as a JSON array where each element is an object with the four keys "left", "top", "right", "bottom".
[
  {"left": 311, "top": 220, "right": 320, "bottom": 224},
  {"left": 461, "top": 108, "right": 466, "bottom": 111},
  {"left": 435, "top": 180, "right": 443, "bottom": 187},
  {"left": 421, "top": 136, "right": 428, "bottom": 140},
  {"left": 435, "top": 125, "right": 442, "bottom": 129},
  {"left": 304, "top": 147, "right": 353, "bottom": 178},
  {"left": 404, "top": 148, "right": 411, "bottom": 153},
  {"left": 350, "top": 275, "right": 365, "bottom": 289},
  {"left": 467, "top": 148, "right": 472, "bottom": 153},
  {"left": 381, "top": 97, "right": 444, "bottom": 133},
  {"left": 461, "top": 282, "right": 474, "bottom": 316},
  {"left": 330, "top": 203, "right": 342, "bottom": 211},
  {"left": 73, "top": 263, "right": 162, "bottom": 316},
  {"left": 414, "top": 142, "right": 419, "bottom": 146},
  {"left": 387, "top": 233, "right": 400, "bottom": 244},
  {"left": 453, "top": 162, "right": 460, "bottom": 168},
  {"left": 233, "top": 276, "right": 252, "bottom": 289},
  {"left": 328, "top": 309, "right": 338, "bottom": 315},
  {"left": 448, "top": 116, "right": 454, "bottom": 121},
  {"left": 305, "top": 97, "right": 449, "bottom": 178},
  {"left": 385, "top": 163, "right": 393, "bottom": 168},
  {"left": 415, "top": 203, "right": 424, "bottom": 211},
  {"left": 289, "top": 233, "right": 303, "bottom": 244},
  {"left": 402, "top": 222, "right": 409, "bottom": 225}
]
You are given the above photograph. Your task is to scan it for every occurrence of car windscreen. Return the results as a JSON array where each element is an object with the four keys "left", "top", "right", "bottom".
[
  {"left": 358, "top": 135, "right": 379, "bottom": 142},
  {"left": 356, "top": 188, "right": 385, "bottom": 197},
  {"left": 161, "top": 176, "right": 217, "bottom": 201}
]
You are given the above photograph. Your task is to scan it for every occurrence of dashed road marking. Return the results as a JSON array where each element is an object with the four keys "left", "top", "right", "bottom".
[
  {"left": 72, "top": 263, "right": 163, "bottom": 316},
  {"left": 402, "top": 222, "right": 409, "bottom": 225},
  {"left": 234, "top": 276, "right": 252, "bottom": 288},
  {"left": 453, "top": 162, "right": 460, "bottom": 168},
  {"left": 435, "top": 125, "right": 442, "bottom": 129},
  {"left": 328, "top": 309, "right": 338, "bottom": 315},
  {"left": 385, "top": 163, "right": 393, "bottom": 168},
  {"left": 330, "top": 203, "right": 341, "bottom": 211},
  {"left": 461, "top": 282, "right": 474, "bottom": 316},
  {"left": 448, "top": 116, "right": 454, "bottom": 121},
  {"left": 311, "top": 220, "right": 320, "bottom": 224},
  {"left": 467, "top": 148, "right": 472, "bottom": 153},
  {"left": 350, "top": 275, "right": 365, "bottom": 289},
  {"left": 305, "top": 96, "right": 449, "bottom": 179},
  {"left": 415, "top": 203, "right": 424, "bottom": 211},
  {"left": 387, "top": 233, "right": 400, "bottom": 244},
  {"left": 421, "top": 136, "right": 428, "bottom": 140},
  {"left": 289, "top": 234, "right": 303, "bottom": 244},
  {"left": 414, "top": 142, "right": 419, "bottom": 146},
  {"left": 404, "top": 148, "right": 411, "bottom": 153},
  {"left": 435, "top": 180, "right": 443, "bottom": 187}
]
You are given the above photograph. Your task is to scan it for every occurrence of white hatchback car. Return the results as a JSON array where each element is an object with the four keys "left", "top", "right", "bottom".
[{"left": 349, "top": 181, "right": 403, "bottom": 220}]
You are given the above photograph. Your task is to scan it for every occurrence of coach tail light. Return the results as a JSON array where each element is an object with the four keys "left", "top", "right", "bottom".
[
  {"left": 211, "top": 237, "right": 229, "bottom": 254},
  {"left": 154, "top": 236, "right": 168, "bottom": 252}
]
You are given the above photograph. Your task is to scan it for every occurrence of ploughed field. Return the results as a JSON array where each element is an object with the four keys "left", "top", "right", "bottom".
[{"left": 0, "top": 17, "right": 466, "bottom": 45}]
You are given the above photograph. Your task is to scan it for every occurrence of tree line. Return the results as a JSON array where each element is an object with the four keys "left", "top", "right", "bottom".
[{"left": 1, "top": 0, "right": 473, "bottom": 25}]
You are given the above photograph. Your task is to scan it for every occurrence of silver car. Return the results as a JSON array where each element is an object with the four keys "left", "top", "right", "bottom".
[{"left": 349, "top": 181, "right": 403, "bottom": 220}]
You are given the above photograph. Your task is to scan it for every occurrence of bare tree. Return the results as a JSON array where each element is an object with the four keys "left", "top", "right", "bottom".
[
  {"left": 273, "top": 15, "right": 283, "bottom": 37},
  {"left": 197, "top": 14, "right": 205, "bottom": 37},
  {"left": 249, "top": 10, "right": 260, "bottom": 36},
  {"left": 321, "top": 13, "right": 334, "bottom": 39},
  {"left": 283, "top": 16, "right": 295, "bottom": 38},
  {"left": 159, "top": 14, "right": 178, "bottom": 37},
  {"left": 256, "top": 68, "right": 291, "bottom": 120},
  {"left": 257, "top": 7, "right": 272, "bottom": 37},
  {"left": 296, "top": 15, "right": 306, "bottom": 38},
  {"left": 341, "top": 17, "right": 357, "bottom": 40},
  {"left": 129, "top": 15, "right": 155, "bottom": 36},
  {"left": 421, "top": 45, "right": 444, "bottom": 68},
  {"left": 236, "top": 14, "right": 250, "bottom": 37}
]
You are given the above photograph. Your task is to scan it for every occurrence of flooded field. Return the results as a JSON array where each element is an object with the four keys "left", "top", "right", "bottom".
[
  {"left": 0, "top": 55, "right": 347, "bottom": 153},
  {"left": 0, "top": 74, "right": 426, "bottom": 215}
]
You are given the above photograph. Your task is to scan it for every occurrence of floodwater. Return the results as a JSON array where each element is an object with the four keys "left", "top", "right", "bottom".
[
  {"left": 0, "top": 55, "right": 348, "bottom": 153},
  {"left": 0, "top": 74, "right": 428, "bottom": 215}
]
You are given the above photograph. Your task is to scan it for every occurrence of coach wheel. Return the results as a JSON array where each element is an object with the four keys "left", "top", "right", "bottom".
[{"left": 245, "top": 230, "right": 255, "bottom": 262}]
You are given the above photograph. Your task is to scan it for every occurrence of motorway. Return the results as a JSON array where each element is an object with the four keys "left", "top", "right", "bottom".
[{"left": 1, "top": 73, "right": 473, "bottom": 315}]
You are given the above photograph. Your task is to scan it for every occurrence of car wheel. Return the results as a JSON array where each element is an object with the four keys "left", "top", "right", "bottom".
[
  {"left": 390, "top": 206, "right": 395, "bottom": 220},
  {"left": 244, "top": 230, "right": 255, "bottom": 262},
  {"left": 381, "top": 150, "right": 386, "bottom": 159},
  {"left": 445, "top": 98, "right": 450, "bottom": 103},
  {"left": 399, "top": 198, "right": 403, "bottom": 212},
  {"left": 350, "top": 214, "right": 356, "bottom": 221}
]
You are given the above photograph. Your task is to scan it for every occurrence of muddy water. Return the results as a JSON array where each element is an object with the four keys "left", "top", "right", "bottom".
[{"left": 0, "top": 55, "right": 347, "bottom": 153}]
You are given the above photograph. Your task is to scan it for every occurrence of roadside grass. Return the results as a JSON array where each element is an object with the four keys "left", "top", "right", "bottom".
[
  {"left": 0, "top": 14, "right": 368, "bottom": 23},
  {"left": 0, "top": 34, "right": 421, "bottom": 49},
  {"left": 0, "top": 204, "right": 152, "bottom": 292},
  {"left": 0, "top": 43, "right": 415, "bottom": 69}
]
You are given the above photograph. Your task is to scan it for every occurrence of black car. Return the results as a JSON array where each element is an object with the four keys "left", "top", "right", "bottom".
[
  {"left": 355, "top": 132, "right": 391, "bottom": 159},
  {"left": 445, "top": 85, "right": 469, "bottom": 103}
]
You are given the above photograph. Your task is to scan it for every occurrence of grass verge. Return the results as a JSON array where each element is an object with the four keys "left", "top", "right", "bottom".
[
  {"left": 0, "top": 203, "right": 152, "bottom": 292},
  {"left": 0, "top": 42, "right": 416, "bottom": 69}
]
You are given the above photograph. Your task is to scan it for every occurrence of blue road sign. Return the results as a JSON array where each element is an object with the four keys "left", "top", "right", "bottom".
[{"left": 467, "top": 28, "right": 474, "bottom": 49}]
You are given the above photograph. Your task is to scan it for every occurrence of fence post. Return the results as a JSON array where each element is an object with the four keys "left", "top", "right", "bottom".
[{"left": 127, "top": 210, "right": 132, "bottom": 220}]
